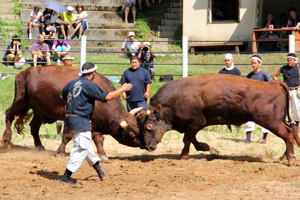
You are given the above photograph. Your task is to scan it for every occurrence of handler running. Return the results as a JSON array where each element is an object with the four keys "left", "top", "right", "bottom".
[{"left": 60, "top": 62, "right": 132, "bottom": 184}]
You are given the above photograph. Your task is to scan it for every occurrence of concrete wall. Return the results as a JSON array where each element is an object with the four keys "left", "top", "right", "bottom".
[{"left": 183, "top": 0, "right": 256, "bottom": 42}]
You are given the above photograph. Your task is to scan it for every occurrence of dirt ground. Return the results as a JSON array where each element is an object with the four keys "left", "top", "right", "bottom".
[{"left": 1, "top": 130, "right": 300, "bottom": 200}]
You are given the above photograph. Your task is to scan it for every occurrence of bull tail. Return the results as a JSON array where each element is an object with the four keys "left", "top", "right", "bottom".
[{"left": 279, "top": 82, "right": 300, "bottom": 147}]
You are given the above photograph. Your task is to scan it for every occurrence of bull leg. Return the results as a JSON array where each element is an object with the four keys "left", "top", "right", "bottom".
[
  {"left": 29, "top": 115, "right": 44, "bottom": 150},
  {"left": 92, "top": 132, "right": 109, "bottom": 161},
  {"left": 191, "top": 138, "right": 219, "bottom": 155},
  {"left": 2, "top": 108, "right": 14, "bottom": 145},
  {"left": 56, "top": 126, "right": 73, "bottom": 156},
  {"left": 180, "top": 132, "right": 198, "bottom": 160}
]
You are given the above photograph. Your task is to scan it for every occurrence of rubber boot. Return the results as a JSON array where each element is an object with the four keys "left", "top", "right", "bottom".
[
  {"left": 93, "top": 161, "right": 105, "bottom": 181},
  {"left": 261, "top": 132, "right": 268, "bottom": 144},
  {"left": 296, "top": 121, "right": 299, "bottom": 127},
  {"left": 242, "top": 131, "right": 251, "bottom": 143},
  {"left": 56, "top": 120, "right": 64, "bottom": 136},
  {"left": 60, "top": 169, "right": 75, "bottom": 184}
]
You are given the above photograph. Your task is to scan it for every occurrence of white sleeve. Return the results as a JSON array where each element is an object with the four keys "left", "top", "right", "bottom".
[
  {"left": 29, "top": 11, "right": 34, "bottom": 17},
  {"left": 122, "top": 40, "right": 127, "bottom": 49}
]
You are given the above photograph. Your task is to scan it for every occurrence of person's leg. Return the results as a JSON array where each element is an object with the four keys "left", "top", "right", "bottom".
[
  {"left": 32, "top": 53, "right": 38, "bottom": 67},
  {"left": 243, "top": 121, "right": 255, "bottom": 143},
  {"left": 125, "top": 7, "right": 129, "bottom": 23},
  {"left": 290, "top": 90, "right": 300, "bottom": 123},
  {"left": 132, "top": 6, "right": 136, "bottom": 23},
  {"left": 56, "top": 120, "right": 64, "bottom": 135},
  {"left": 137, "top": 0, "right": 142, "bottom": 10},
  {"left": 44, "top": 53, "right": 51, "bottom": 65},
  {"left": 7, "top": 54, "right": 16, "bottom": 65},
  {"left": 61, "top": 24, "right": 67, "bottom": 39},
  {"left": 29, "top": 22, "right": 33, "bottom": 39},
  {"left": 67, "top": 25, "right": 72, "bottom": 39}
]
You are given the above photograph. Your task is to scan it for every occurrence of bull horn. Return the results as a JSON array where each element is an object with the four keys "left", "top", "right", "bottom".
[
  {"left": 146, "top": 110, "right": 151, "bottom": 115},
  {"left": 129, "top": 107, "right": 144, "bottom": 115},
  {"left": 120, "top": 120, "right": 128, "bottom": 128}
]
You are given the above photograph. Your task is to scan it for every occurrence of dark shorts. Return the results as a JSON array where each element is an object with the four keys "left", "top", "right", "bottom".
[
  {"left": 126, "top": 100, "right": 147, "bottom": 112},
  {"left": 124, "top": 3, "right": 136, "bottom": 9}
]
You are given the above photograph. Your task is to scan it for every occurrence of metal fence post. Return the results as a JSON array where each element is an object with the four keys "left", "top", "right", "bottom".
[
  {"left": 182, "top": 36, "right": 188, "bottom": 77},
  {"left": 289, "top": 34, "right": 295, "bottom": 53},
  {"left": 80, "top": 35, "right": 87, "bottom": 67}
]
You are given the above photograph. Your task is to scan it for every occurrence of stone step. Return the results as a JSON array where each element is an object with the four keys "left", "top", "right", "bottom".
[
  {"left": 167, "top": 8, "right": 181, "bottom": 13},
  {"left": 23, "top": 28, "right": 134, "bottom": 41},
  {"left": 21, "top": 21, "right": 135, "bottom": 29},
  {"left": 22, "top": 3, "right": 122, "bottom": 12},
  {"left": 165, "top": 13, "right": 180, "bottom": 19},
  {"left": 0, "top": 7, "right": 13, "bottom": 14},
  {"left": 158, "top": 25, "right": 179, "bottom": 32},
  {"left": 0, "top": 14, "right": 18, "bottom": 21},
  {"left": 21, "top": 0, "right": 123, "bottom": 7},
  {"left": 162, "top": 19, "right": 181, "bottom": 26},
  {"left": 171, "top": 2, "right": 181, "bottom": 8},
  {"left": 21, "top": 10, "right": 123, "bottom": 24},
  {"left": 159, "top": 31, "right": 175, "bottom": 38},
  {"left": 0, "top": 2, "right": 14, "bottom": 7}
]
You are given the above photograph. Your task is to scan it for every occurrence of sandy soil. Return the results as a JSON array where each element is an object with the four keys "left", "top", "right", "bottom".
[{"left": 1, "top": 131, "right": 300, "bottom": 200}]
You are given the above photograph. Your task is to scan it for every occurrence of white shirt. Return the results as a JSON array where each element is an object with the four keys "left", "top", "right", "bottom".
[
  {"left": 75, "top": 11, "right": 88, "bottom": 21},
  {"left": 122, "top": 39, "right": 141, "bottom": 53},
  {"left": 30, "top": 11, "right": 42, "bottom": 23}
]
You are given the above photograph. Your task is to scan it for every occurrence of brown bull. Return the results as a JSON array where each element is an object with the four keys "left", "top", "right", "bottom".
[
  {"left": 2, "top": 65, "right": 144, "bottom": 159},
  {"left": 137, "top": 74, "right": 300, "bottom": 165}
]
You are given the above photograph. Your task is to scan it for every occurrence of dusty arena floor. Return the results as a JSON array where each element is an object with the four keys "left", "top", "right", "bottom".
[{"left": 1, "top": 131, "right": 300, "bottom": 200}]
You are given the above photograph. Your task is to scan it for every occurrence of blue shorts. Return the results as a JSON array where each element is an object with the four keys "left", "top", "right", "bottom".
[
  {"left": 56, "top": 45, "right": 68, "bottom": 52},
  {"left": 126, "top": 100, "right": 147, "bottom": 112}
]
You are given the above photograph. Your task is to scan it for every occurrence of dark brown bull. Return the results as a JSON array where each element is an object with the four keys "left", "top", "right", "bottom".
[
  {"left": 2, "top": 65, "right": 144, "bottom": 159},
  {"left": 137, "top": 74, "right": 300, "bottom": 165}
]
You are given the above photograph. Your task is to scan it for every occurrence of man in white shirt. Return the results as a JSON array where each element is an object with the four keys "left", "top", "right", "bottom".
[
  {"left": 121, "top": 32, "right": 141, "bottom": 59},
  {"left": 28, "top": 6, "right": 43, "bottom": 39}
]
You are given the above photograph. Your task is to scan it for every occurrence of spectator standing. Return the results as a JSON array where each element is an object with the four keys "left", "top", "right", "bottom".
[
  {"left": 138, "top": 41, "right": 155, "bottom": 80},
  {"left": 2, "top": 35, "right": 23, "bottom": 66},
  {"left": 243, "top": 55, "right": 271, "bottom": 144},
  {"left": 287, "top": 7, "right": 300, "bottom": 27},
  {"left": 218, "top": 53, "right": 241, "bottom": 76},
  {"left": 60, "top": 6, "right": 76, "bottom": 39},
  {"left": 31, "top": 34, "right": 51, "bottom": 67},
  {"left": 52, "top": 34, "right": 71, "bottom": 64},
  {"left": 273, "top": 53, "right": 300, "bottom": 126},
  {"left": 28, "top": 6, "right": 43, "bottom": 39},
  {"left": 243, "top": 55, "right": 271, "bottom": 143},
  {"left": 120, "top": 56, "right": 152, "bottom": 111},
  {"left": 121, "top": 32, "right": 141, "bottom": 59},
  {"left": 124, "top": 0, "right": 136, "bottom": 23},
  {"left": 72, "top": 4, "right": 88, "bottom": 40},
  {"left": 137, "top": 0, "right": 151, "bottom": 11}
]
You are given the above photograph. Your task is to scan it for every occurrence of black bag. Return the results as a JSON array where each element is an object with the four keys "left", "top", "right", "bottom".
[{"left": 159, "top": 74, "right": 174, "bottom": 82}]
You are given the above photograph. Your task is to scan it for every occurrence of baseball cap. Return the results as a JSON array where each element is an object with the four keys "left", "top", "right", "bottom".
[
  {"left": 224, "top": 53, "right": 233, "bottom": 60},
  {"left": 128, "top": 32, "right": 136, "bottom": 37},
  {"left": 67, "top": 6, "right": 74, "bottom": 11}
]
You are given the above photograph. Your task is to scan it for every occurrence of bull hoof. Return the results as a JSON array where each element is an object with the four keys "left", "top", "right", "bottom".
[
  {"left": 100, "top": 155, "right": 109, "bottom": 163},
  {"left": 36, "top": 146, "right": 45, "bottom": 151},
  {"left": 180, "top": 155, "right": 189, "bottom": 160},
  {"left": 209, "top": 147, "right": 219, "bottom": 155},
  {"left": 279, "top": 154, "right": 287, "bottom": 161},
  {"left": 288, "top": 156, "right": 296, "bottom": 166}
]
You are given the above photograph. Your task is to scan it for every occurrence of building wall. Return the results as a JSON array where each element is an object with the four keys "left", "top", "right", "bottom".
[{"left": 183, "top": 0, "right": 257, "bottom": 42}]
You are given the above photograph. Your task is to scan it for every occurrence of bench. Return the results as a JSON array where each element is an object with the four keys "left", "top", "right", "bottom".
[{"left": 189, "top": 42, "right": 243, "bottom": 54}]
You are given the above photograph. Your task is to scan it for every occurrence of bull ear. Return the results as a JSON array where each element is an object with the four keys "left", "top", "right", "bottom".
[{"left": 155, "top": 104, "right": 163, "bottom": 114}]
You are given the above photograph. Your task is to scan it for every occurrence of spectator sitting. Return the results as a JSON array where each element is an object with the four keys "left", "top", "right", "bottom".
[
  {"left": 138, "top": 42, "right": 155, "bottom": 80},
  {"left": 218, "top": 53, "right": 241, "bottom": 76},
  {"left": 41, "top": 8, "right": 54, "bottom": 28},
  {"left": 121, "top": 32, "right": 141, "bottom": 59},
  {"left": 52, "top": 34, "right": 71, "bottom": 64},
  {"left": 71, "top": 4, "right": 88, "bottom": 40},
  {"left": 263, "top": 13, "right": 277, "bottom": 28},
  {"left": 62, "top": 54, "right": 74, "bottom": 67},
  {"left": 260, "top": 13, "right": 278, "bottom": 51},
  {"left": 50, "top": 11, "right": 61, "bottom": 29},
  {"left": 124, "top": 0, "right": 136, "bottom": 23},
  {"left": 28, "top": 6, "right": 42, "bottom": 39},
  {"left": 2, "top": 35, "right": 25, "bottom": 68},
  {"left": 31, "top": 34, "right": 51, "bottom": 67},
  {"left": 287, "top": 7, "right": 300, "bottom": 27},
  {"left": 42, "top": 20, "right": 56, "bottom": 50},
  {"left": 60, "top": 6, "right": 76, "bottom": 39}
]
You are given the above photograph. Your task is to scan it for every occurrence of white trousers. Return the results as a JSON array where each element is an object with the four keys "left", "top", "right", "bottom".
[
  {"left": 244, "top": 121, "right": 269, "bottom": 133},
  {"left": 289, "top": 90, "right": 300, "bottom": 122},
  {"left": 67, "top": 131, "right": 100, "bottom": 173}
]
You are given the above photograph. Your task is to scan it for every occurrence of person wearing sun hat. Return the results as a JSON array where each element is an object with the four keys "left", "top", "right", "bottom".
[
  {"left": 218, "top": 53, "right": 241, "bottom": 76},
  {"left": 242, "top": 55, "right": 271, "bottom": 144},
  {"left": 273, "top": 53, "right": 300, "bottom": 126},
  {"left": 121, "top": 31, "right": 141, "bottom": 59},
  {"left": 60, "top": 6, "right": 76, "bottom": 39},
  {"left": 60, "top": 62, "right": 133, "bottom": 184}
]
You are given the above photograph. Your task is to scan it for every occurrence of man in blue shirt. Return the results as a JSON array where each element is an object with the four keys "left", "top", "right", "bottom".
[
  {"left": 218, "top": 53, "right": 241, "bottom": 76},
  {"left": 60, "top": 62, "right": 132, "bottom": 184},
  {"left": 120, "top": 56, "right": 152, "bottom": 111},
  {"left": 243, "top": 55, "right": 271, "bottom": 144}
]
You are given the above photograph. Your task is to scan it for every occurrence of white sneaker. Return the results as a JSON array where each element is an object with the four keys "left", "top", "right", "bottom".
[
  {"left": 29, "top": 33, "right": 32, "bottom": 39},
  {"left": 57, "top": 59, "right": 61, "bottom": 64}
]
